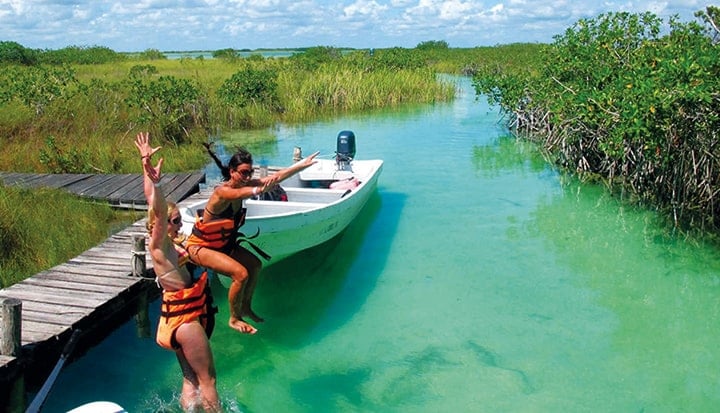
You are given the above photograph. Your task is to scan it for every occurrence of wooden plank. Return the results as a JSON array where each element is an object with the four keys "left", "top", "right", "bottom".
[
  {"left": 20, "top": 277, "right": 132, "bottom": 294},
  {"left": 21, "top": 330, "right": 58, "bottom": 346},
  {"left": 66, "top": 254, "right": 131, "bottom": 265},
  {"left": 116, "top": 172, "right": 206, "bottom": 209},
  {"left": 15, "top": 300, "right": 93, "bottom": 317},
  {"left": 165, "top": 172, "right": 205, "bottom": 203},
  {"left": 106, "top": 174, "right": 144, "bottom": 204},
  {"left": 63, "top": 174, "right": 118, "bottom": 196},
  {"left": 1, "top": 172, "right": 204, "bottom": 208},
  {"left": 22, "top": 308, "right": 93, "bottom": 325},
  {"left": 0, "top": 172, "right": 25, "bottom": 184},
  {"left": 111, "top": 228, "right": 148, "bottom": 240},
  {"left": 64, "top": 256, "right": 129, "bottom": 268},
  {"left": 21, "top": 173, "right": 93, "bottom": 189},
  {"left": 86, "top": 240, "right": 144, "bottom": 255},
  {"left": 0, "top": 287, "right": 110, "bottom": 308},
  {"left": 116, "top": 180, "right": 148, "bottom": 207},
  {"left": 81, "top": 249, "right": 138, "bottom": 262},
  {"left": 0, "top": 173, "right": 45, "bottom": 186},
  {"left": 80, "top": 174, "right": 137, "bottom": 200},
  {"left": 34, "top": 270, "right": 141, "bottom": 287},
  {"left": 8, "top": 282, "right": 118, "bottom": 301},
  {"left": 50, "top": 263, "right": 140, "bottom": 279},
  {"left": 22, "top": 320, "right": 68, "bottom": 337},
  {"left": 77, "top": 251, "right": 134, "bottom": 264}
]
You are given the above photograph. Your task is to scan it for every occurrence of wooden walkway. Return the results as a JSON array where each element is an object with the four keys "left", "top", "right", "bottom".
[
  {"left": 0, "top": 171, "right": 206, "bottom": 209},
  {"left": 0, "top": 171, "right": 208, "bottom": 404},
  {"left": 0, "top": 220, "right": 160, "bottom": 397}
]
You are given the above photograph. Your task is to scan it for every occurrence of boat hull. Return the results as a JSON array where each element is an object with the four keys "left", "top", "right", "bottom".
[{"left": 180, "top": 159, "right": 383, "bottom": 267}]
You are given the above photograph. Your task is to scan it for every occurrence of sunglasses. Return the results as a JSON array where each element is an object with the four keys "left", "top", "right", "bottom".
[
  {"left": 168, "top": 216, "right": 182, "bottom": 225},
  {"left": 235, "top": 168, "right": 253, "bottom": 178}
]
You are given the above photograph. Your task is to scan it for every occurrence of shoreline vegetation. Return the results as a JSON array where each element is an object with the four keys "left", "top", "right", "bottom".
[
  {"left": 2, "top": 7, "right": 718, "bottom": 286},
  {"left": 473, "top": 7, "right": 720, "bottom": 239}
]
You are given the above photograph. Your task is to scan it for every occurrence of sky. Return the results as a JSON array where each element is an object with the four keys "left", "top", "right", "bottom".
[{"left": 0, "top": 0, "right": 711, "bottom": 52}]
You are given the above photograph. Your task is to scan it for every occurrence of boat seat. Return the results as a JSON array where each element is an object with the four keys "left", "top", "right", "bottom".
[{"left": 281, "top": 187, "right": 350, "bottom": 203}]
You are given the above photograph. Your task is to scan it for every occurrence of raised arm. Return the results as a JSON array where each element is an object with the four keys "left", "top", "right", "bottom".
[
  {"left": 134, "top": 132, "right": 162, "bottom": 203},
  {"left": 263, "top": 151, "right": 320, "bottom": 185},
  {"left": 141, "top": 147, "right": 169, "bottom": 255}
]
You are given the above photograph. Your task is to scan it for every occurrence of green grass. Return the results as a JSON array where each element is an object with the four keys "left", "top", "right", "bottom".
[{"left": 0, "top": 185, "right": 142, "bottom": 287}]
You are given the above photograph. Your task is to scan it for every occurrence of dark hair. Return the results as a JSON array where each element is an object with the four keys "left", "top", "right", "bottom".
[{"left": 203, "top": 142, "right": 253, "bottom": 181}]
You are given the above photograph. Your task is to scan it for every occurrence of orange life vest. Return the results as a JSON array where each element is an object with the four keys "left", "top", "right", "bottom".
[
  {"left": 185, "top": 205, "right": 246, "bottom": 250},
  {"left": 156, "top": 271, "right": 217, "bottom": 350},
  {"left": 185, "top": 204, "right": 271, "bottom": 260}
]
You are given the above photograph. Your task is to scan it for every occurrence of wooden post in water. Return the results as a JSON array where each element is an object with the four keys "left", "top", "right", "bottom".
[
  {"left": 131, "top": 234, "right": 146, "bottom": 277},
  {"left": 131, "top": 234, "right": 151, "bottom": 338},
  {"left": 135, "top": 289, "right": 151, "bottom": 339},
  {"left": 0, "top": 297, "right": 21, "bottom": 357},
  {"left": 1, "top": 297, "right": 25, "bottom": 413}
]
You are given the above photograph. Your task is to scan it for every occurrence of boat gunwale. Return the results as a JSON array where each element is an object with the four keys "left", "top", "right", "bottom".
[{"left": 180, "top": 160, "right": 383, "bottom": 221}]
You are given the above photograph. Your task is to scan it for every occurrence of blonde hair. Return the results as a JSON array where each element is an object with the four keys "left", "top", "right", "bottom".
[{"left": 146, "top": 202, "right": 186, "bottom": 243}]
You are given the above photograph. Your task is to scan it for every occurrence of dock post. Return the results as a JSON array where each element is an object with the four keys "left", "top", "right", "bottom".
[
  {"left": 131, "top": 234, "right": 152, "bottom": 338},
  {"left": 293, "top": 146, "right": 302, "bottom": 162},
  {"left": 0, "top": 297, "right": 21, "bottom": 357},
  {"left": 0, "top": 297, "right": 25, "bottom": 413},
  {"left": 135, "top": 289, "right": 151, "bottom": 339},
  {"left": 131, "top": 234, "right": 146, "bottom": 277}
]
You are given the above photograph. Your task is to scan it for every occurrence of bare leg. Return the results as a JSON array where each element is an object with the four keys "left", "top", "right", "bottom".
[
  {"left": 227, "top": 277, "right": 257, "bottom": 334},
  {"left": 189, "top": 246, "right": 257, "bottom": 334},
  {"left": 177, "top": 353, "right": 201, "bottom": 411},
  {"left": 176, "top": 322, "right": 221, "bottom": 412},
  {"left": 231, "top": 247, "right": 264, "bottom": 323}
]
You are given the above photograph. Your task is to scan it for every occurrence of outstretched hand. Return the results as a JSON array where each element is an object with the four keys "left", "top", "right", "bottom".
[
  {"left": 260, "top": 174, "right": 279, "bottom": 189},
  {"left": 134, "top": 132, "right": 161, "bottom": 161},
  {"left": 301, "top": 151, "right": 320, "bottom": 168},
  {"left": 135, "top": 131, "right": 164, "bottom": 184}
]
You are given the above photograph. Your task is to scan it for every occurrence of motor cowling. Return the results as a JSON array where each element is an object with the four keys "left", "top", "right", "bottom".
[{"left": 336, "top": 130, "right": 356, "bottom": 170}]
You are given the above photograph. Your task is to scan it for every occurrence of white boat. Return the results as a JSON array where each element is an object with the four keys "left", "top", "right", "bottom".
[
  {"left": 66, "top": 401, "right": 127, "bottom": 413},
  {"left": 179, "top": 131, "right": 383, "bottom": 269}
]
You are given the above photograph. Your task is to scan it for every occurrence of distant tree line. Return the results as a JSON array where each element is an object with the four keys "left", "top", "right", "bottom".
[{"left": 0, "top": 41, "right": 174, "bottom": 65}]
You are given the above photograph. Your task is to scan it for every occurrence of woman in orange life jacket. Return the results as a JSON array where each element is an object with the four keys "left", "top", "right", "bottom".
[
  {"left": 135, "top": 132, "right": 220, "bottom": 412},
  {"left": 186, "top": 143, "right": 319, "bottom": 334}
]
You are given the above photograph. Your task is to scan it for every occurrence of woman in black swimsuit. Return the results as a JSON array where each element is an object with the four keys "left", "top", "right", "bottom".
[{"left": 186, "top": 145, "right": 318, "bottom": 334}]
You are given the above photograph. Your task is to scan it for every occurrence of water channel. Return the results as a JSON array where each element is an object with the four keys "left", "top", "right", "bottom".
[{"left": 43, "top": 76, "right": 720, "bottom": 412}]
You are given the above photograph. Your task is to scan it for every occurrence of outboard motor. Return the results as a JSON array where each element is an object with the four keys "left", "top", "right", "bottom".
[{"left": 335, "top": 130, "right": 356, "bottom": 171}]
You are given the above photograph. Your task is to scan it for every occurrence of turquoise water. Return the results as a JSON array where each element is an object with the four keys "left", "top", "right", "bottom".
[{"left": 43, "top": 77, "right": 720, "bottom": 412}]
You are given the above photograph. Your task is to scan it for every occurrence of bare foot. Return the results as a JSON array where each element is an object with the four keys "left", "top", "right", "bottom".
[
  {"left": 229, "top": 317, "right": 257, "bottom": 334},
  {"left": 241, "top": 307, "right": 265, "bottom": 323}
]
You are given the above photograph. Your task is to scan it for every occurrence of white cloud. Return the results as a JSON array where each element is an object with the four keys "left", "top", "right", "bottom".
[
  {"left": 342, "top": 0, "right": 389, "bottom": 20},
  {"left": 0, "top": 0, "right": 704, "bottom": 50}
]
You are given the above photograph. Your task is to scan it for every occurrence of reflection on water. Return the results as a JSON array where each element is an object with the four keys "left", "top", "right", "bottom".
[{"left": 42, "top": 77, "right": 720, "bottom": 412}]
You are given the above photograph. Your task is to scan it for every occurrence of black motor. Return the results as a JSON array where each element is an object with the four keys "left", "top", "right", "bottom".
[{"left": 336, "top": 130, "right": 356, "bottom": 170}]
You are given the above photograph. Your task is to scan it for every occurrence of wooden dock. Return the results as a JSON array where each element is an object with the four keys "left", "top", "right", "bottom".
[
  {"left": 0, "top": 171, "right": 206, "bottom": 209},
  {"left": 0, "top": 220, "right": 161, "bottom": 405},
  {"left": 0, "top": 171, "right": 208, "bottom": 408}
]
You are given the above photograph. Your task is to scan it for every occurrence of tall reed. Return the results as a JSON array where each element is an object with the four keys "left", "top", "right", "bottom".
[
  {"left": 0, "top": 185, "right": 140, "bottom": 287},
  {"left": 0, "top": 55, "right": 453, "bottom": 174}
]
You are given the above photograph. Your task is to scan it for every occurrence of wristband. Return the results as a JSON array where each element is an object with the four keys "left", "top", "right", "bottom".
[
  {"left": 153, "top": 182, "right": 161, "bottom": 188},
  {"left": 253, "top": 186, "right": 259, "bottom": 195}
]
